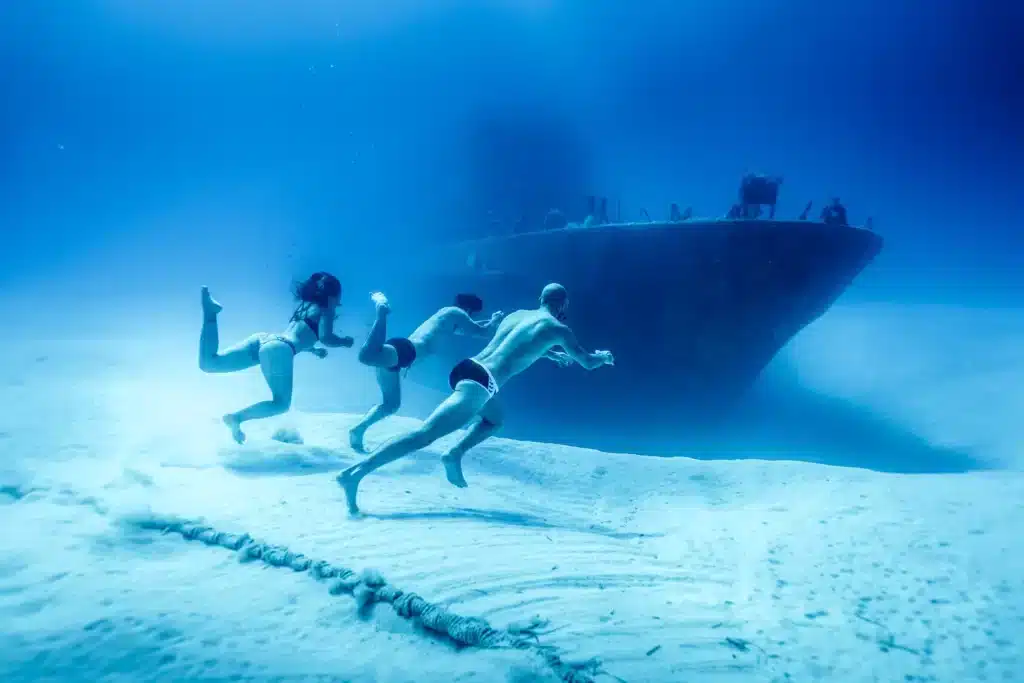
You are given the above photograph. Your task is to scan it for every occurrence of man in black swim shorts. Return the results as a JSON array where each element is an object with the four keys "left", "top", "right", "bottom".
[
  {"left": 338, "top": 283, "right": 614, "bottom": 515},
  {"left": 348, "top": 291, "right": 504, "bottom": 452}
]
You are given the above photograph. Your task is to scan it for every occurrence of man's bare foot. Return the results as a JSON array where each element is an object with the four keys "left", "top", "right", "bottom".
[
  {"left": 441, "top": 454, "right": 468, "bottom": 488},
  {"left": 201, "top": 286, "right": 223, "bottom": 317},
  {"left": 222, "top": 414, "right": 245, "bottom": 444},
  {"left": 337, "top": 470, "right": 362, "bottom": 515},
  {"left": 348, "top": 428, "right": 366, "bottom": 453}
]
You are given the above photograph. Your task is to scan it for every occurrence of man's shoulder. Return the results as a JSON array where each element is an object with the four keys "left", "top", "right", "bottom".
[
  {"left": 433, "top": 306, "right": 462, "bottom": 319},
  {"left": 508, "top": 309, "right": 548, "bottom": 323},
  {"left": 525, "top": 312, "right": 564, "bottom": 335},
  {"left": 503, "top": 309, "right": 531, "bottom": 323}
]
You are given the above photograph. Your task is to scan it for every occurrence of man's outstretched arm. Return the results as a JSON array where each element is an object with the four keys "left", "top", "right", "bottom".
[
  {"left": 452, "top": 308, "right": 504, "bottom": 337},
  {"left": 556, "top": 326, "right": 613, "bottom": 370},
  {"left": 542, "top": 348, "right": 571, "bottom": 367}
]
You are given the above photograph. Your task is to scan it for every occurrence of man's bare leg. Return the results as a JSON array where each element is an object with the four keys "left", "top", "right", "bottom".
[
  {"left": 337, "top": 383, "right": 489, "bottom": 514},
  {"left": 357, "top": 301, "right": 399, "bottom": 367},
  {"left": 350, "top": 300, "right": 401, "bottom": 450},
  {"left": 349, "top": 367, "right": 401, "bottom": 452},
  {"left": 441, "top": 398, "right": 503, "bottom": 488}
]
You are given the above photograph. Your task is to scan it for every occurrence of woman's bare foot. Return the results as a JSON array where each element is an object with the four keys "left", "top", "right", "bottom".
[
  {"left": 201, "top": 286, "right": 223, "bottom": 317},
  {"left": 441, "top": 454, "right": 468, "bottom": 488},
  {"left": 222, "top": 414, "right": 245, "bottom": 444}
]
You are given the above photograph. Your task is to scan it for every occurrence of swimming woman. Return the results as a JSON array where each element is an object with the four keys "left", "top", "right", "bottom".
[{"left": 198, "top": 272, "right": 354, "bottom": 444}]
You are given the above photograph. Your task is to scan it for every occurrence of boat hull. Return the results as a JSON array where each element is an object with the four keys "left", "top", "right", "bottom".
[{"left": 379, "top": 219, "right": 883, "bottom": 453}]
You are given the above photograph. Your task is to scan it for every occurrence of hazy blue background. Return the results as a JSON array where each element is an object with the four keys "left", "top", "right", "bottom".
[{"left": 1, "top": 1, "right": 1020, "bottom": 469}]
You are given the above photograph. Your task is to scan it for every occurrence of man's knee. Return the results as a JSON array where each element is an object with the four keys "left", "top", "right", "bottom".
[
  {"left": 199, "top": 355, "right": 219, "bottom": 374},
  {"left": 407, "top": 425, "right": 440, "bottom": 450},
  {"left": 480, "top": 401, "right": 504, "bottom": 429},
  {"left": 359, "top": 338, "right": 392, "bottom": 365},
  {"left": 272, "top": 395, "right": 292, "bottom": 411},
  {"left": 357, "top": 344, "right": 377, "bottom": 365},
  {"left": 380, "top": 398, "right": 401, "bottom": 415},
  {"left": 417, "top": 409, "right": 469, "bottom": 447}
]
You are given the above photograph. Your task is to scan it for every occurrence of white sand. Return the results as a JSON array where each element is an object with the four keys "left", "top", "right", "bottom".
[{"left": 1, "top": 341, "right": 1021, "bottom": 683}]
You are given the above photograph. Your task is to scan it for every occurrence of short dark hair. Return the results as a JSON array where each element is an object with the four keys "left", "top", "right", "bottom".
[{"left": 455, "top": 293, "right": 483, "bottom": 314}]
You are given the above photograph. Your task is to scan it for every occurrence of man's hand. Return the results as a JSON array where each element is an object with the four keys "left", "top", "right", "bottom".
[
  {"left": 594, "top": 350, "right": 615, "bottom": 367},
  {"left": 311, "top": 347, "right": 328, "bottom": 359},
  {"left": 339, "top": 336, "right": 355, "bottom": 348},
  {"left": 371, "top": 291, "right": 390, "bottom": 317},
  {"left": 489, "top": 310, "right": 505, "bottom": 325},
  {"left": 547, "top": 350, "right": 571, "bottom": 367}
]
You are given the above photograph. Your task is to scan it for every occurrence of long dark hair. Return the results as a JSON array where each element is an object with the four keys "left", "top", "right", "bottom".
[{"left": 292, "top": 272, "right": 341, "bottom": 308}]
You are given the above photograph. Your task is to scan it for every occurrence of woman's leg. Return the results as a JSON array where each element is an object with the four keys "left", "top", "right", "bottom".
[
  {"left": 348, "top": 367, "right": 402, "bottom": 451},
  {"left": 198, "top": 287, "right": 261, "bottom": 374},
  {"left": 223, "top": 341, "right": 294, "bottom": 444}
]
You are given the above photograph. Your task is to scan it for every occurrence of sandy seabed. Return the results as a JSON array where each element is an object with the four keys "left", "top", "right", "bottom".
[{"left": 0, "top": 341, "right": 1020, "bottom": 683}]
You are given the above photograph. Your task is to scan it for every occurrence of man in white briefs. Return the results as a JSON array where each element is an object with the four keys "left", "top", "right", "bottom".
[{"left": 338, "top": 283, "right": 614, "bottom": 515}]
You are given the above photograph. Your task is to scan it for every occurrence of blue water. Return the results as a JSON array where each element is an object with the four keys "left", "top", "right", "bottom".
[{"left": 1, "top": 2, "right": 1021, "bottom": 681}]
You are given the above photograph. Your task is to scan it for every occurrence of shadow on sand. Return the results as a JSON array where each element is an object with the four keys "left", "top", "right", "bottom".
[
  {"left": 719, "top": 384, "right": 987, "bottom": 474},
  {"left": 219, "top": 377, "right": 983, "bottom": 480},
  {"left": 497, "top": 384, "right": 986, "bottom": 475},
  {"left": 364, "top": 506, "right": 656, "bottom": 541},
  {"left": 220, "top": 446, "right": 352, "bottom": 477}
]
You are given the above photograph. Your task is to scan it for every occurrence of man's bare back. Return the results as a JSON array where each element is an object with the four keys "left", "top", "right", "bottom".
[
  {"left": 408, "top": 306, "right": 483, "bottom": 356},
  {"left": 349, "top": 295, "right": 502, "bottom": 453},
  {"left": 472, "top": 309, "right": 564, "bottom": 386}
]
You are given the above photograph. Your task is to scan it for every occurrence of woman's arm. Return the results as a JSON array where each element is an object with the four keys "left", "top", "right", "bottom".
[{"left": 318, "top": 306, "right": 354, "bottom": 348}]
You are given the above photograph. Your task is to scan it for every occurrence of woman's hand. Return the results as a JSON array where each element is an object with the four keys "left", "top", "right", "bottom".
[{"left": 311, "top": 347, "right": 328, "bottom": 359}]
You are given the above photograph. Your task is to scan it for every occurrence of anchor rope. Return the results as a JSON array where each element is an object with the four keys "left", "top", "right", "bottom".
[{"left": 134, "top": 515, "right": 608, "bottom": 683}]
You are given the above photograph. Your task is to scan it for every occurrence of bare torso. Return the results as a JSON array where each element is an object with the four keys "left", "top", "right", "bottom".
[
  {"left": 407, "top": 306, "right": 471, "bottom": 357},
  {"left": 283, "top": 303, "right": 321, "bottom": 352},
  {"left": 282, "top": 321, "right": 316, "bottom": 351},
  {"left": 472, "top": 309, "right": 562, "bottom": 386}
]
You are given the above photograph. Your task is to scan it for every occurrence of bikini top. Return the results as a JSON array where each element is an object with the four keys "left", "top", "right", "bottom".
[{"left": 290, "top": 303, "right": 320, "bottom": 340}]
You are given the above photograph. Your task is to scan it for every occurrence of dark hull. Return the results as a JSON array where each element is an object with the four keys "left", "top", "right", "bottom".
[{"left": 382, "top": 219, "right": 883, "bottom": 453}]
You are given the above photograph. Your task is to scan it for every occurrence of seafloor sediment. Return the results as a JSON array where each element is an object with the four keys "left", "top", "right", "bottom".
[{"left": 0, "top": 342, "right": 1020, "bottom": 683}]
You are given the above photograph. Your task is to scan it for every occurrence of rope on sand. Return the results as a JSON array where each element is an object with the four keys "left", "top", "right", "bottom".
[{"left": 133, "top": 514, "right": 609, "bottom": 683}]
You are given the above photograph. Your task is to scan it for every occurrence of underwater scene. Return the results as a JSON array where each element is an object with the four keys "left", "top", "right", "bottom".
[{"left": 1, "top": 2, "right": 1021, "bottom": 682}]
